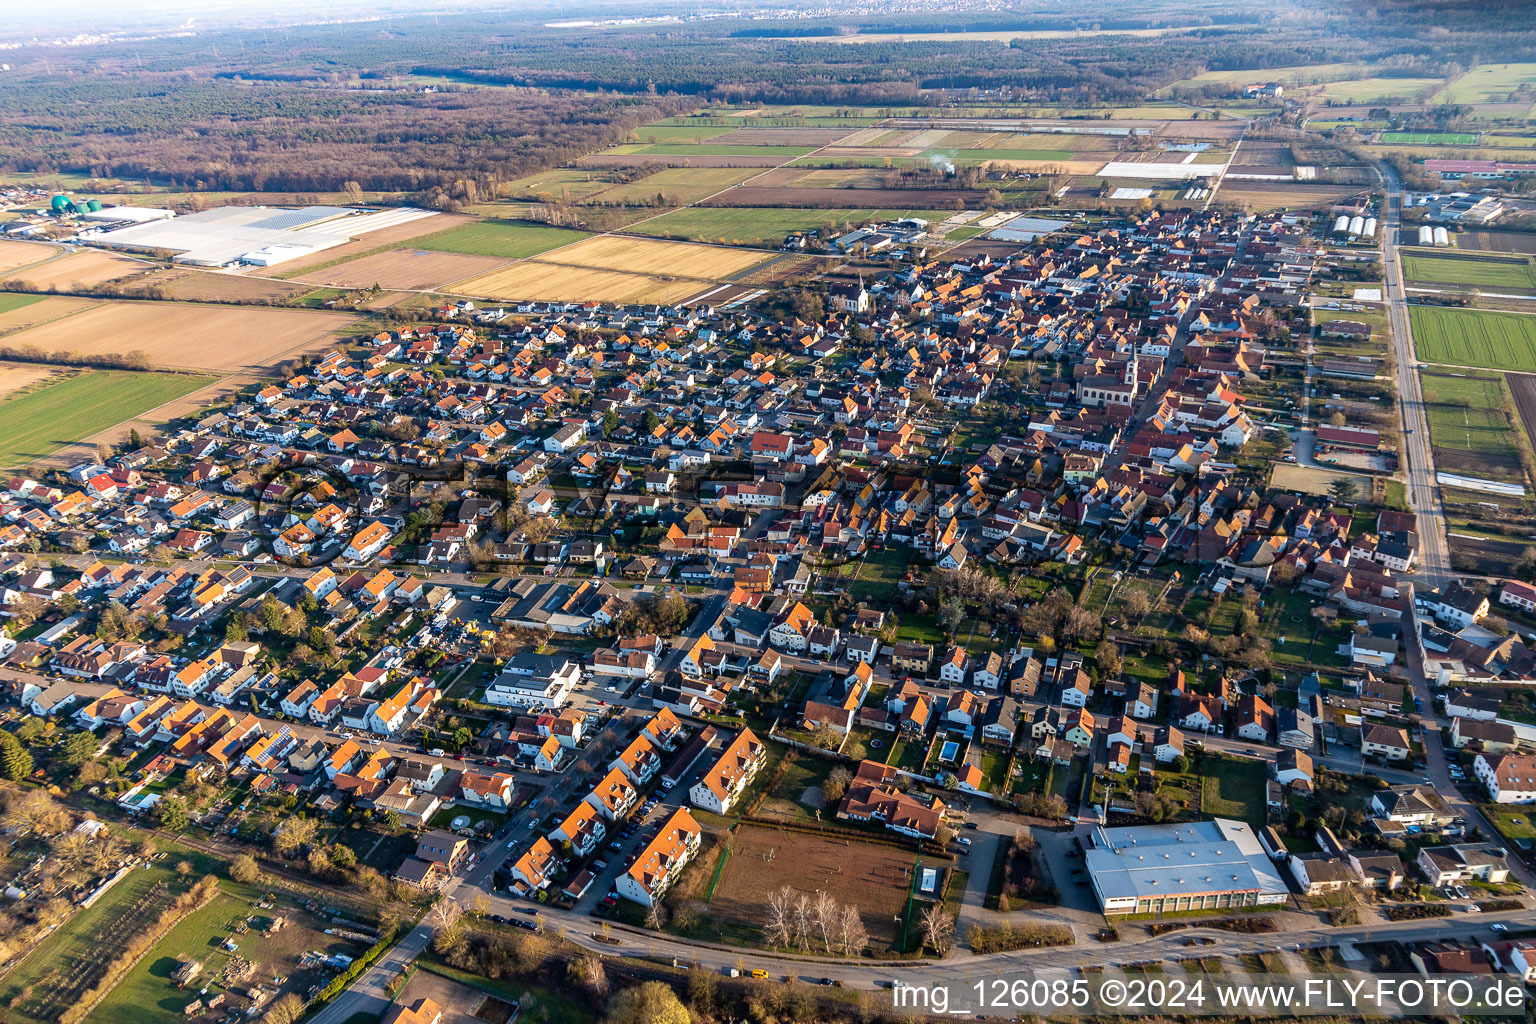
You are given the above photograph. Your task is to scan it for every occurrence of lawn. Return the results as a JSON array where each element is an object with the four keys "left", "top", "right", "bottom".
[
  {"left": 427, "top": 804, "right": 512, "bottom": 832},
  {"left": 1419, "top": 370, "right": 1524, "bottom": 460},
  {"left": 0, "top": 369, "right": 216, "bottom": 468},
  {"left": 1200, "top": 754, "right": 1267, "bottom": 826},
  {"left": 88, "top": 892, "right": 244, "bottom": 1024},
  {"left": 0, "top": 293, "right": 46, "bottom": 315},
  {"left": 1411, "top": 305, "right": 1536, "bottom": 373},
  {"left": 1401, "top": 249, "right": 1536, "bottom": 291},
  {"left": 631, "top": 206, "right": 948, "bottom": 246},
  {"left": 417, "top": 219, "right": 590, "bottom": 259},
  {"left": 1482, "top": 804, "right": 1536, "bottom": 841}
]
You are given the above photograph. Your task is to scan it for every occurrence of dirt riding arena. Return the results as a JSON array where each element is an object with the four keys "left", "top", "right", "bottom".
[
  {"left": 4, "top": 249, "right": 153, "bottom": 289},
  {"left": 708, "top": 825, "right": 914, "bottom": 948},
  {"left": 0, "top": 240, "right": 60, "bottom": 276},
  {"left": 2, "top": 300, "right": 356, "bottom": 374},
  {"left": 298, "top": 248, "right": 510, "bottom": 291}
]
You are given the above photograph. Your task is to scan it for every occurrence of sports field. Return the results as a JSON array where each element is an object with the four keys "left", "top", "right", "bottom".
[
  {"left": 1401, "top": 249, "right": 1536, "bottom": 292},
  {"left": 0, "top": 369, "right": 214, "bottom": 467},
  {"left": 632, "top": 206, "right": 948, "bottom": 246},
  {"left": 1378, "top": 131, "right": 1478, "bottom": 146},
  {"left": 1412, "top": 305, "right": 1536, "bottom": 373},
  {"left": 417, "top": 219, "right": 591, "bottom": 259}
]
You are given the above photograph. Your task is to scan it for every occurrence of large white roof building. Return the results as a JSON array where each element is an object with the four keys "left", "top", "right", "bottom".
[{"left": 1084, "top": 818, "right": 1290, "bottom": 915}]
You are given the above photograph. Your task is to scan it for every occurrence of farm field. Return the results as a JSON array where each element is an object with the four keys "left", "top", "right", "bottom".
[
  {"left": 1419, "top": 370, "right": 1526, "bottom": 480},
  {"left": 0, "top": 361, "right": 64, "bottom": 397},
  {"left": 500, "top": 167, "right": 617, "bottom": 201},
  {"left": 153, "top": 270, "right": 311, "bottom": 303},
  {"left": 271, "top": 211, "right": 465, "bottom": 277},
  {"left": 706, "top": 825, "right": 916, "bottom": 950},
  {"left": 0, "top": 239, "right": 60, "bottom": 275},
  {"left": 0, "top": 293, "right": 45, "bottom": 316},
  {"left": 1458, "top": 230, "right": 1536, "bottom": 255},
  {"left": 539, "top": 235, "right": 772, "bottom": 278},
  {"left": 0, "top": 295, "right": 99, "bottom": 335},
  {"left": 1312, "top": 79, "right": 1444, "bottom": 104},
  {"left": 1378, "top": 131, "right": 1478, "bottom": 146},
  {"left": 632, "top": 206, "right": 948, "bottom": 246},
  {"left": 5, "top": 249, "right": 152, "bottom": 289},
  {"left": 1411, "top": 305, "right": 1536, "bottom": 373},
  {"left": 1209, "top": 181, "right": 1367, "bottom": 210},
  {"left": 298, "top": 248, "right": 512, "bottom": 291},
  {"left": 588, "top": 167, "right": 761, "bottom": 205},
  {"left": 1436, "top": 63, "right": 1536, "bottom": 105},
  {"left": 625, "top": 143, "right": 818, "bottom": 159},
  {"left": 416, "top": 219, "right": 592, "bottom": 260},
  {"left": 1401, "top": 249, "right": 1536, "bottom": 291},
  {"left": 2, "top": 301, "right": 356, "bottom": 373},
  {"left": 452, "top": 261, "right": 703, "bottom": 304},
  {"left": 0, "top": 369, "right": 217, "bottom": 467},
  {"left": 1165, "top": 63, "right": 1373, "bottom": 90}
]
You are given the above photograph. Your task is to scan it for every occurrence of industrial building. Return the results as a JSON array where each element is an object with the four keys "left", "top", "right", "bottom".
[
  {"left": 1083, "top": 818, "right": 1290, "bottom": 915},
  {"left": 82, "top": 204, "right": 438, "bottom": 268}
]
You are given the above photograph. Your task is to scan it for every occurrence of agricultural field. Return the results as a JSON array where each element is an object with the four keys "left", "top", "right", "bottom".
[
  {"left": 453, "top": 261, "right": 704, "bottom": 304},
  {"left": 587, "top": 167, "right": 761, "bottom": 206},
  {"left": 1401, "top": 249, "right": 1536, "bottom": 292},
  {"left": 1311, "top": 79, "right": 1444, "bottom": 104},
  {"left": 0, "top": 361, "right": 64, "bottom": 397},
  {"left": 632, "top": 206, "right": 948, "bottom": 247},
  {"left": 271, "top": 211, "right": 466, "bottom": 278},
  {"left": 1411, "top": 305, "right": 1536, "bottom": 373},
  {"left": 4, "top": 249, "right": 152, "bottom": 290},
  {"left": 0, "top": 369, "right": 216, "bottom": 467},
  {"left": 0, "top": 295, "right": 100, "bottom": 335},
  {"left": 1, "top": 301, "right": 356, "bottom": 373},
  {"left": 1419, "top": 369, "right": 1527, "bottom": 480},
  {"left": 0, "top": 239, "right": 60, "bottom": 276},
  {"left": 298, "top": 248, "right": 511, "bottom": 291},
  {"left": 1435, "top": 63, "right": 1536, "bottom": 105},
  {"left": 539, "top": 235, "right": 772, "bottom": 278},
  {"left": 706, "top": 825, "right": 917, "bottom": 951},
  {"left": 500, "top": 167, "right": 617, "bottom": 202},
  {"left": 146, "top": 270, "right": 310, "bottom": 304},
  {"left": 1458, "top": 230, "right": 1536, "bottom": 255},
  {"left": 1209, "top": 181, "right": 1367, "bottom": 211},
  {"left": 1164, "top": 63, "right": 1375, "bottom": 90},
  {"left": 416, "top": 219, "right": 591, "bottom": 260},
  {"left": 1378, "top": 131, "right": 1478, "bottom": 146},
  {"left": 622, "top": 144, "right": 819, "bottom": 159}
]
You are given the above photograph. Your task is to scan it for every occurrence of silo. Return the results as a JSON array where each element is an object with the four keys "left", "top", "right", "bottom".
[
  {"left": 1434, "top": 227, "right": 1450, "bottom": 246},
  {"left": 85, "top": 199, "right": 102, "bottom": 212},
  {"left": 1419, "top": 226, "right": 1435, "bottom": 246},
  {"left": 49, "top": 194, "right": 73, "bottom": 215},
  {"left": 1334, "top": 215, "right": 1351, "bottom": 235},
  {"left": 1349, "top": 216, "right": 1365, "bottom": 237},
  {"left": 1362, "top": 217, "right": 1377, "bottom": 238}
]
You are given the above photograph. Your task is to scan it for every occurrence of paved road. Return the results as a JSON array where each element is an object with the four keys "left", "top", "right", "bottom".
[{"left": 1377, "top": 162, "right": 1452, "bottom": 589}]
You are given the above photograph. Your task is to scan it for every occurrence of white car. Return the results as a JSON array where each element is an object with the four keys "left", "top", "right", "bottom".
[{"left": 956, "top": 836, "right": 972, "bottom": 847}]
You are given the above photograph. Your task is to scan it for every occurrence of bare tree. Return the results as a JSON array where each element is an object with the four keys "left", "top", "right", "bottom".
[
  {"left": 835, "top": 904, "right": 868, "bottom": 957},
  {"left": 920, "top": 906, "right": 956, "bottom": 955},
  {"left": 812, "top": 890, "right": 838, "bottom": 952},
  {"left": 791, "top": 893, "right": 813, "bottom": 951},
  {"left": 764, "top": 885, "right": 795, "bottom": 948}
]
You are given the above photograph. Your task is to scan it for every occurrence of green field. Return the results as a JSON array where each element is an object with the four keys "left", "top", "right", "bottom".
[
  {"left": 499, "top": 168, "right": 616, "bottom": 201},
  {"left": 1436, "top": 63, "right": 1536, "bottom": 105},
  {"left": 0, "top": 370, "right": 215, "bottom": 467},
  {"left": 942, "top": 147, "right": 1077, "bottom": 164},
  {"left": 1315, "top": 78, "right": 1444, "bottom": 104},
  {"left": 624, "top": 144, "right": 817, "bottom": 158},
  {"left": 0, "top": 294, "right": 45, "bottom": 315},
  {"left": 586, "top": 167, "right": 759, "bottom": 205},
  {"left": 1200, "top": 754, "right": 1267, "bottom": 826},
  {"left": 417, "top": 219, "right": 590, "bottom": 259},
  {"left": 1401, "top": 249, "right": 1536, "bottom": 291},
  {"left": 1379, "top": 131, "right": 1478, "bottom": 146},
  {"left": 630, "top": 123, "right": 741, "bottom": 144},
  {"left": 87, "top": 893, "right": 244, "bottom": 1024},
  {"left": 631, "top": 206, "right": 949, "bottom": 246},
  {"left": 1419, "top": 371, "right": 1521, "bottom": 458},
  {"left": 1412, "top": 305, "right": 1536, "bottom": 372}
]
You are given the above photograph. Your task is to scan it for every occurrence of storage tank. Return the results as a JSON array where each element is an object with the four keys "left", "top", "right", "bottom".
[
  {"left": 1349, "top": 216, "right": 1365, "bottom": 238},
  {"left": 1434, "top": 227, "right": 1450, "bottom": 246},
  {"left": 1419, "top": 226, "right": 1435, "bottom": 246},
  {"left": 85, "top": 199, "right": 102, "bottom": 213},
  {"left": 49, "top": 194, "right": 74, "bottom": 215},
  {"left": 1362, "top": 217, "right": 1377, "bottom": 238},
  {"left": 1333, "top": 215, "right": 1351, "bottom": 235}
]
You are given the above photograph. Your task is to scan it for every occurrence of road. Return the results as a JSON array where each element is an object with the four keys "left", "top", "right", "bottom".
[{"left": 1377, "top": 162, "right": 1451, "bottom": 589}]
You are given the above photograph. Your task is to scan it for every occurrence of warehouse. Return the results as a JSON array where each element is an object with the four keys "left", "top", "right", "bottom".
[
  {"left": 83, "top": 204, "right": 438, "bottom": 268},
  {"left": 1084, "top": 818, "right": 1290, "bottom": 915}
]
